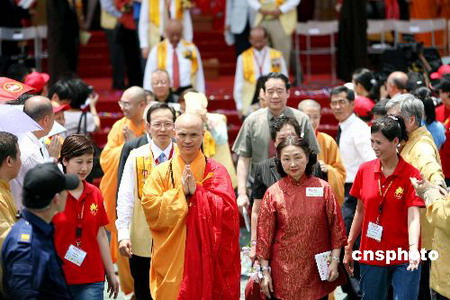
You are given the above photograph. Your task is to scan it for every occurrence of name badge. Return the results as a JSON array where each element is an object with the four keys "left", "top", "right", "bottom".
[
  {"left": 367, "top": 222, "right": 383, "bottom": 242},
  {"left": 306, "top": 187, "right": 324, "bottom": 197},
  {"left": 64, "top": 244, "right": 87, "bottom": 266}
]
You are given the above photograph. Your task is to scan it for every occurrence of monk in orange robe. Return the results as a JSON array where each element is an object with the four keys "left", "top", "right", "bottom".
[
  {"left": 299, "top": 99, "right": 346, "bottom": 205},
  {"left": 99, "top": 86, "right": 147, "bottom": 294},
  {"left": 141, "top": 113, "right": 240, "bottom": 300}
]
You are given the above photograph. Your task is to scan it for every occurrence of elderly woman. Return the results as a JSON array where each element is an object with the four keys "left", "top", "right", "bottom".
[
  {"left": 257, "top": 137, "right": 347, "bottom": 299},
  {"left": 343, "top": 116, "right": 424, "bottom": 299}
]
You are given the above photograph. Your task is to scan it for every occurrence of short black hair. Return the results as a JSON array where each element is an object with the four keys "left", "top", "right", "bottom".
[
  {"left": 263, "top": 72, "right": 291, "bottom": 92},
  {"left": 275, "top": 137, "right": 317, "bottom": 177},
  {"left": 371, "top": 115, "right": 408, "bottom": 143},
  {"left": 48, "top": 78, "right": 91, "bottom": 109},
  {"left": 0, "top": 132, "right": 18, "bottom": 166},
  {"left": 270, "top": 116, "right": 301, "bottom": 141},
  {"left": 372, "top": 99, "right": 389, "bottom": 117},
  {"left": 146, "top": 102, "right": 176, "bottom": 123},
  {"left": 330, "top": 86, "right": 355, "bottom": 101}
]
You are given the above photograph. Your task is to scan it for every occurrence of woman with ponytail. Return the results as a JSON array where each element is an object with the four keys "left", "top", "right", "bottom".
[{"left": 352, "top": 68, "right": 380, "bottom": 122}]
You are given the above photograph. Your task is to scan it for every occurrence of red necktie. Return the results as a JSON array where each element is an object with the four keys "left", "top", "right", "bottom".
[{"left": 172, "top": 49, "right": 180, "bottom": 89}]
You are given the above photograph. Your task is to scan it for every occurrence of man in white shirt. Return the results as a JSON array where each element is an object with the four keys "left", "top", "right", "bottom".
[
  {"left": 143, "top": 19, "right": 205, "bottom": 93},
  {"left": 10, "top": 96, "right": 59, "bottom": 208},
  {"left": 233, "top": 26, "right": 287, "bottom": 116},
  {"left": 330, "top": 85, "right": 375, "bottom": 299},
  {"left": 116, "top": 102, "right": 177, "bottom": 300},
  {"left": 139, "top": 0, "right": 193, "bottom": 59},
  {"left": 247, "top": 0, "right": 300, "bottom": 69}
]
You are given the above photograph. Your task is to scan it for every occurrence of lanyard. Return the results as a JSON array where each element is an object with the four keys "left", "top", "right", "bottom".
[
  {"left": 376, "top": 176, "right": 393, "bottom": 224},
  {"left": 255, "top": 49, "right": 267, "bottom": 75},
  {"left": 75, "top": 200, "right": 85, "bottom": 247},
  {"left": 154, "top": 146, "right": 174, "bottom": 165}
]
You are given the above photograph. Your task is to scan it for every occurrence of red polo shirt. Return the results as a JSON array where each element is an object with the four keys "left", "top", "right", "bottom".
[
  {"left": 350, "top": 157, "right": 424, "bottom": 266},
  {"left": 53, "top": 181, "right": 109, "bottom": 284}
]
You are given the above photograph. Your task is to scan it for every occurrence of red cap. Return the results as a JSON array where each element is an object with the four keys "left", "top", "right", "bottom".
[
  {"left": 24, "top": 71, "right": 50, "bottom": 94},
  {"left": 53, "top": 103, "right": 71, "bottom": 113},
  {"left": 430, "top": 65, "right": 450, "bottom": 80}
]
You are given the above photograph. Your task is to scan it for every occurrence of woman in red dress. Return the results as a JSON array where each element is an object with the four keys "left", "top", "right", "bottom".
[{"left": 256, "top": 137, "right": 347, "bottom": 299}]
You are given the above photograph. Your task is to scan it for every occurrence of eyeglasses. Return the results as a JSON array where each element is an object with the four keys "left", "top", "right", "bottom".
[
  {"left": 150, "top": 122, "right": 174, "bottom": 130},
  {"left": 152, "top": 80, "right": 168, "bottom": 86},
  {"left": 330, "top": 99, "right": 349, "bottom": 107}
]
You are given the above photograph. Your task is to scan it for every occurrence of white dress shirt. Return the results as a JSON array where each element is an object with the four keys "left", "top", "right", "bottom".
[
  {"left": 247, "top": 0, "right": 300, "bottom": 14},
  {"left": 10, "top": 132, "right": 46, "bottom": 208},
  {"left": 116, "top": 140, "right": 173, "bottom": 242},
  {"left": 138, "top": 0, "right": 193, "bottom": 50},
  {"left": 233, "top": 46, "right": 288, "bottom": 111},
  {"left": 339, "top": 113, "right": 376, "bottom": 183},
  {"left": 143, "top": 40, "right": 205, "bottom": 92}
]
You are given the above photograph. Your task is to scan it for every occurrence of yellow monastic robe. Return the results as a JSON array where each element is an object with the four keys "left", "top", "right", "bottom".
[
  {"left": 99, "top": 117, "right": 145, "bottom": 294},
  {"left": 317, "top": 132, "right": 346, "bottom": 206},
  {"left": 400, "top": 126, "right": 445, "bottom": 250},
  {"left": 141, "top": 151, "right": 206, "bottom": 300}
]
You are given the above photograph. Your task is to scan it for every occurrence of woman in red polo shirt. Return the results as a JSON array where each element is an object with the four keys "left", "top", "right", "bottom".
[
  {"left": 343, "top": 116, "right": 425, "bottom": 299},
  {"left": 54, "top": 134, "right": 119, "bottom": 299}
]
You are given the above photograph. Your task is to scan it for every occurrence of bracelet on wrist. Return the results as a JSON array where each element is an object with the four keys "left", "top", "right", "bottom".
[
  {"left": 331, "top": 256, "right": 340, "bottom": 263},
  {"left": 251, "top": 240, "right": 257, "bottom": 246},
  {"left": 261, "top": 266, "right": 271, "bottom": 274}
]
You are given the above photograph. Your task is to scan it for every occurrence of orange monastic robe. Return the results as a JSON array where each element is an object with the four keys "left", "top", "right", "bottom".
[
  {"left": 141, "top": 151, "right": 240, "bottom": 300},
  {"left": 317, "top": 131, "right": 346, "bottom": 206},
  {"left": 99, "top": 117, "right": 145, "bottom": 294},
  {"left": 141, "top": 152, "right": 205, "bottom": 300}
]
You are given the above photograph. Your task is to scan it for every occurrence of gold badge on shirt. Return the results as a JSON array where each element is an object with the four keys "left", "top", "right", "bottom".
[
  {"left": 90, "top": 203, "right": 99, "bottom": 216},
  {"left": 394, "top": 187, "right": 404, "bottom": 199}
]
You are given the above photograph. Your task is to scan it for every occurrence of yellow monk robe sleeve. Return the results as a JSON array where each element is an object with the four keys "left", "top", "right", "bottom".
[
  {"left": 0, "top": 197, "right": 16, "bottom": 249},
  {"left": 141, "top": 165, "right": 188, "bottom": 230},
  {"left": 100, "top": 121, "right": 125, "bottom": 174},
  {"left": 411, "top": 142, "right": 445, "bottom": 186},
  {"left": 423, "top": 189, "right": 450, "bottom": 230},
  {"left": 317, "top": 133, "right": 346, "bottom": 206}
]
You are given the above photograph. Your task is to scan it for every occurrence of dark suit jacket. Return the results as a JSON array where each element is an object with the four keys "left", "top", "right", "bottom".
[
  {"left": 251, "top": 157, "right": 325, "bottom": 201},
  {"left": 116, "top": 134, "right": 150, "bottom": 195}
]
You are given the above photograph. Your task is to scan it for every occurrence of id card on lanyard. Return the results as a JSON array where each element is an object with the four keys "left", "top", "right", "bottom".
[
  {"left": 367, "top": 177, "right": 393, "bottom": 242},
  {"left": 64, "top": 200, "right": 87, "bottom": 266}
]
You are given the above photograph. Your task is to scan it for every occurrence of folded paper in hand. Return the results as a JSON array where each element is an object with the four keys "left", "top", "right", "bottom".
[{"left": 315, "top": 250, "right": 331, "bottom": 281}]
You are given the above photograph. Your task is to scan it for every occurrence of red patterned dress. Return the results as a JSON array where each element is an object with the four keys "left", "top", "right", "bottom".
[{"left": 256, "top": 175, "right": 347, "bottom": 300}]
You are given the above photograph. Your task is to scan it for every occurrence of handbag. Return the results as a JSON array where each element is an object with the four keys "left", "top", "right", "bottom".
[{"left": 76, "top": 111, "right": 104, "bottom": 180}]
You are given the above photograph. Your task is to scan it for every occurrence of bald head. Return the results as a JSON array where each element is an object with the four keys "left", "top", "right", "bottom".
[
  {"left": 175, "top": 113, "right": 203, "bottom": 132},
  {"left": 24, "top": 96, "right": 53, "bottom": 122},
  {"left": 23, "top": 96, "right": 54, "bottom": 137},
  {"left": 175, "top": 113, "right": 205, "bottom": 162},
  {"left": 249, "top": 26, "right": 268, "bottom": 51},
  {"left": 387, "top": 71, "right": 408, "bottom": 97},
  {"left": 120, "top": 86, "right": 147, "bottom": 122},
  {"left": 298, "top": 99, "right": 321, "bottom": 111},
  {"left": 298, "top": 99, "right": 321, "bottom": 131},
  {"left": 165, "top": 19, "right": 183, "bottom": 47}
]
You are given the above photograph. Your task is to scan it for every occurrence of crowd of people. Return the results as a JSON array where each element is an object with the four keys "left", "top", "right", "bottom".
[{"left": 1, "top": 0, "right": 450, "bottom": 300}]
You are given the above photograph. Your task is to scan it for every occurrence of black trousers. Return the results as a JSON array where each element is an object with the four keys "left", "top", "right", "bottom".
[
  {"left": 341, "top": 182, "right": 362, "bottom": 299},
  {"left": 129, "top": 255, "right": 152, "bottom": 300},
  {"left": 104, "top": 28, "right": 125, "bottom": 89},
  {"left": 116, "top": 25, "right": 143, "bottom": 87},
  {"left": 233, "top": 22, "right": 251, "bottom": 57}
]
